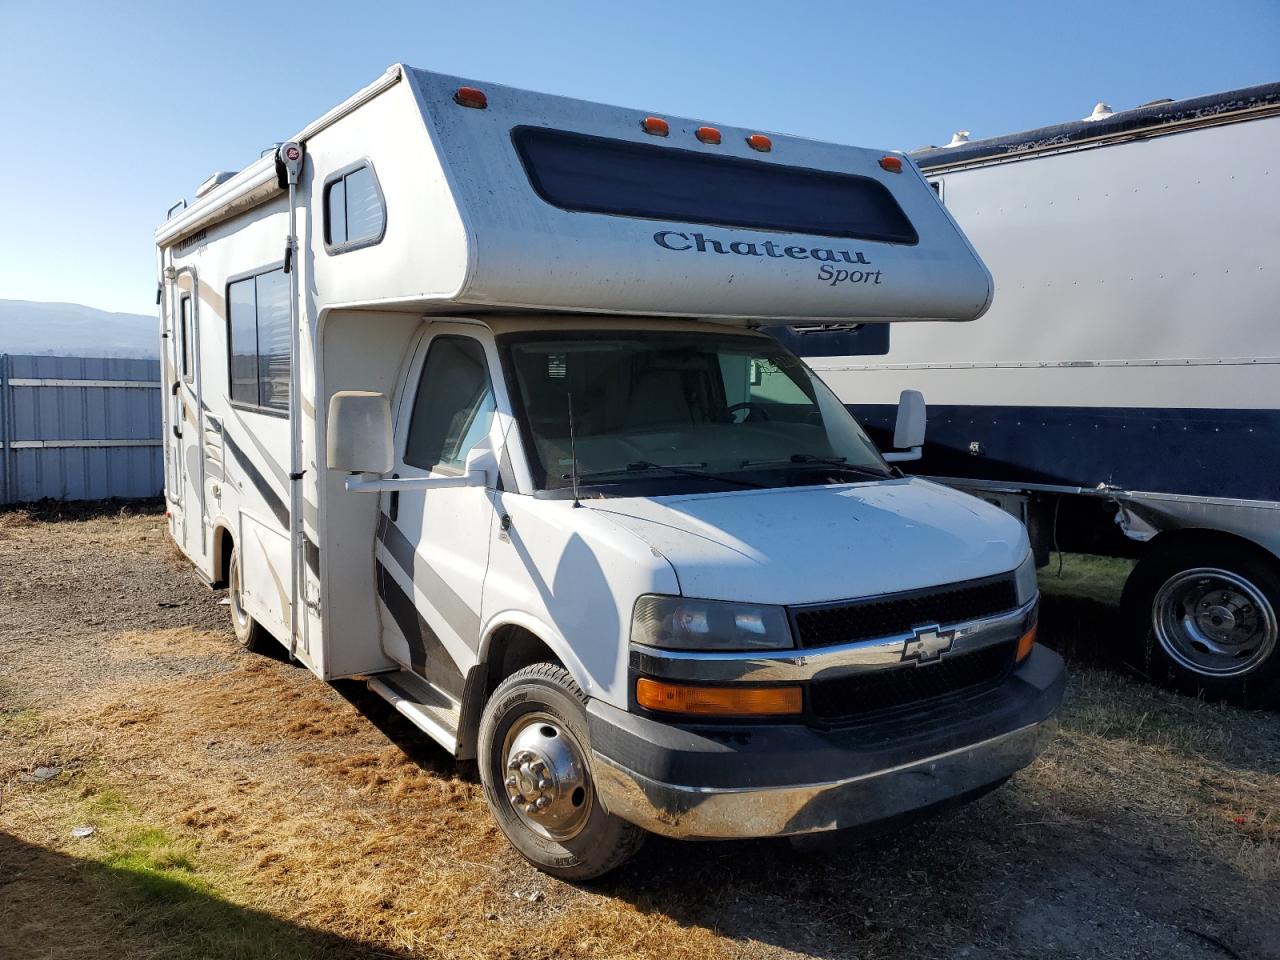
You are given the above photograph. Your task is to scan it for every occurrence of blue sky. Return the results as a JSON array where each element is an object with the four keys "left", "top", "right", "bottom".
[{"left": 2, "top": 0, "right": 1276, "bottom": 317}]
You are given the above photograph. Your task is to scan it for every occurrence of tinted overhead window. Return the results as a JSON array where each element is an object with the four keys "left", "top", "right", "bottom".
[
  {"left": 324, "top": 162, "right": 385, "bottom": 253},
  {"left": 513, "top": 127, "right": 918, "bottom": 245},
  {"left": 404, "top": 337, "right": 496, "bottom": 473},
  {"left": 227, "top": 266, "right": 291, "bottom": 412}
]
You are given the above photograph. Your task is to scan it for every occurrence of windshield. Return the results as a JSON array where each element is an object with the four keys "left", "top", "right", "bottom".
[{"left": 498, "top": 330, "right": 893, "bottom": 495}]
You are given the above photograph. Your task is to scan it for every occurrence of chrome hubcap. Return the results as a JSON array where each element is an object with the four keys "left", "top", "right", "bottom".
[
  {"left": 501, "top": 712, "right": 592, "bottom": 841},
  {"left": 1153, "top": 567, "right": 1277, "bottom": 678}
]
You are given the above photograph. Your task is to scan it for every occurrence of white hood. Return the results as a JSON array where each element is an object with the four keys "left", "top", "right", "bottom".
[{"left": 587, "top": 478, "right": 1028, "bottom": 606}]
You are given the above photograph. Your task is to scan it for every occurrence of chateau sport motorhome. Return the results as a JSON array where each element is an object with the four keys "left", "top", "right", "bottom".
[
  {"left": 822, "top": 84, "right": 1280, "bottom": 708},
  {"left": 155, "top": 65, "right": 1063, "bottom": 879}
]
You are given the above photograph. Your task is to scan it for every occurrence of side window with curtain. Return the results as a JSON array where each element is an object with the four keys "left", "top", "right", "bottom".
[
  {"left": 226, "top": 266, "right": 291, "bottom": 412},
  {"left": 404, "top": 337, "right": 496, "bottom": 474},
  {"left": 324, "top": 161, "right": 386, "bottom": 254}
]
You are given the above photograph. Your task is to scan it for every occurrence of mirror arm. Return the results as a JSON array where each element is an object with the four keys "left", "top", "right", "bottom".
[
  {"left": 344, "top": 471, "right": 487, "bottom": 493},
  {"left": 883, "top": 447, "right": 922, "bottom": 463}
]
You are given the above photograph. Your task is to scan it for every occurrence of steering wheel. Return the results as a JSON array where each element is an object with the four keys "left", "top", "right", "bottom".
[{"left": 727, "top": 401, "right": 771, "bottom": 424}]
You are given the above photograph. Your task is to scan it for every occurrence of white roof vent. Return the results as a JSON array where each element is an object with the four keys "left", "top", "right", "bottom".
[
  {"left": 945, "top": 130, "right": 971, "bottom": 147},
  {"left": 196, "top": 171, "right": 238, "bottom": 198},
  {"left": 1083, "top": 102, "right": 1114, "bottom": 122}
]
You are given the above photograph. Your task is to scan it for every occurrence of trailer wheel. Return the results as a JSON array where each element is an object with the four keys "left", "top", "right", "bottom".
[
  {"left": 226, "top": 545, "right": 269, "bottom": 653},
  {"left": 478, "top": 663, "right": 645, "bottom": 880},
  {"left": 1121, "top": 541, "right": 1280, "bottom": 707}
]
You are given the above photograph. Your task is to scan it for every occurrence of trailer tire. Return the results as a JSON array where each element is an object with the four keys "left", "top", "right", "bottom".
[
  {"left": 227, "top": 545, "right": 270, "bottom": 653},
  {"left": 478, "top": 663, "right": 645, "bottom": 880},
  {"left": 1121, "top": 541, "right": 1280, "bottom": 707}
]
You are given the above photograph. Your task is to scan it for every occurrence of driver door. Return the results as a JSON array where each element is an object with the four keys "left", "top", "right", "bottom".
[{"left": 374, "top": 326, "right": 500, "bottom": 700}]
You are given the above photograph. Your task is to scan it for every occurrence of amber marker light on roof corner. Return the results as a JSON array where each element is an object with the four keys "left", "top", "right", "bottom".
[
  {"left": 746, "top": 133, "right": 772, "bottom": 152},
  {"left": 879, "top": 155, "right": 904, "bottom": 173},
  {"left": 695, "top": 126, "right": 722, "bottom": 145},
  {"left": 453, "top": 86, "right": 487, "bottom": 109}
]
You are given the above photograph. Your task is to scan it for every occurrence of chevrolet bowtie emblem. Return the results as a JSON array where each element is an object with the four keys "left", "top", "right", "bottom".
[{"left": 903, "top": 625, "right": 954, "bottom": 663}]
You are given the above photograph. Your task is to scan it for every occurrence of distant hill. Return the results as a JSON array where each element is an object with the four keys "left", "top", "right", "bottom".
[{"left": 0, "top": 300, "right": 157, "bottom": 358}]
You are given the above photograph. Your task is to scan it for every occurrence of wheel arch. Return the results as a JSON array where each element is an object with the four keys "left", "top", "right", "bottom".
[
  {"left": 456, "top": 614, "right": 591, "bottom": 762},
  {"left": 211, "top": 520, "right": 236, "bottom": 587},
  {"left": 1136, "top": 527, "right": 1280, "bottom": 570}
]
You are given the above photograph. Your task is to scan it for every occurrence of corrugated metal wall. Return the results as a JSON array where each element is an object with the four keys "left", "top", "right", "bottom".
[{"left": 0, "top": 354, "right": 163, "bottom": 503}]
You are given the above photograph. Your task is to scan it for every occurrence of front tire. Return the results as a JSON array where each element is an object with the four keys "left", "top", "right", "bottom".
[
  {"left": 227, "top": 545, "right": 270, "bottom": 653},
  {"left": 478, "top": 663, "right": 645, "bottom": 880},
  {"left": 1121, "top": 540, "right": 1280, "bottom": 707}
]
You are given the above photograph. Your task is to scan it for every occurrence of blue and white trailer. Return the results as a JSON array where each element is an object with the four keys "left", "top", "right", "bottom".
[{"left": 813, "top": 83, "right": 1280, "bottom": 706}]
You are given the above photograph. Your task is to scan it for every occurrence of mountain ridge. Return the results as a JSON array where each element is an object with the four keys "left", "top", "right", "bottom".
[{"left": 0, "top": 299, "right": 158, "bottom": 358}]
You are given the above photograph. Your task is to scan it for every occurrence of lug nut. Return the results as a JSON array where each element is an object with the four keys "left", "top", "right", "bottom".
[
  {"left": 535, "top": 797, "right": 551, "bottom": 809},
  {"left": 537, "top": 778, "right": 551, "bottom": 791}
]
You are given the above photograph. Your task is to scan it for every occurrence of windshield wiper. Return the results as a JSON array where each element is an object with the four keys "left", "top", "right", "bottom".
[
  {"left": 566, "top": 460, "right": 769, "bottom": 489},
  {"left": 741, "top": 453, "right": 889, "bottom": 480}
]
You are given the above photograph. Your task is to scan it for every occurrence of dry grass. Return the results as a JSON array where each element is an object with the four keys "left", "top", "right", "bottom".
[{"left": 2, "top": 513, "right": 1278, "bottom": 960}]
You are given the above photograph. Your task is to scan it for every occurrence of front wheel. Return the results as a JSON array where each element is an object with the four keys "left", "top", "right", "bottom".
[
  {"left": 478, "top": 663, "right": 645, "bottom": 880},
  {"left": 1121, "top": 541, "right": 1280, "bottom": 707}
]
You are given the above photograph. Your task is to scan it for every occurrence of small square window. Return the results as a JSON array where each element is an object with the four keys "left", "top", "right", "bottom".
[{"left": 324, "top": 162, "right": 385, "bottom": 253}]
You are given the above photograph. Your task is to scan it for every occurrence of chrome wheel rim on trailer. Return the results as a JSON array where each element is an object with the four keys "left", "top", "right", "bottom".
[
  {"left": 228, "top": 552, "right": 251, "bottom": 634},
  {"left": 501, "top": 711, "right": 594, "bottom": 842},
  {"left": 1152, "top": 567, "right": 1278, "bottom": 678}
]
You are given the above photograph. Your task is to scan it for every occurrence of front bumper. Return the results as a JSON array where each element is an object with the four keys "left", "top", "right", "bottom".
[{"left": 588, "top": 644, "right": 1065, "bottom": 839}]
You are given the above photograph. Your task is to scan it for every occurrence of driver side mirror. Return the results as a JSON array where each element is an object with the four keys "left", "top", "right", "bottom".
[
  {"left": 883, "top": 389, "right": 925, "bottom": 463},
  {"left": 327, "top": 391, "right": 393, "bottom": 474}
]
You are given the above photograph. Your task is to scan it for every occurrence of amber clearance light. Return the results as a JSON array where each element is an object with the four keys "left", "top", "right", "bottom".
[
  {"left": 453, "top": 86, "right": 488, "bottom": 109},
  {"left": 879, "top": 155, "right": 904, "bottom": 173},
  {"left": 636, "top": 678, "right": 802, "bottom": 717},
  {"left": 641, "top": 116, "right": 670, "bottom": 137}
]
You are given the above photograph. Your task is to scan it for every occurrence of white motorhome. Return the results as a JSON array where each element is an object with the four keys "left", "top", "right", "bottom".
[
  {"left": 155, "top": 65, "right": 1063, "bottom": 879},
  {"left": 819, "top": 83, "right": 1280, "bottom": 707}
]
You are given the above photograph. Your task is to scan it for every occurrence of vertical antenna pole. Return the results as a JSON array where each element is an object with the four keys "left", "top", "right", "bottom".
[{"left": 567, "top": 392, "right": 582, "bottom": 508}]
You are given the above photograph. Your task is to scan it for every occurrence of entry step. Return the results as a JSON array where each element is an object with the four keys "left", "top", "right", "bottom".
[{"left": 367, "top": 670, "right": 461, "bottom": 754}]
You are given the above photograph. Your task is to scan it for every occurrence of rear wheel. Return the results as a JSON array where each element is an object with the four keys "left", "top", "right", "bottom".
[
  {"left": 227, "top": 545, "right": 270, "bottom": 653},
  {"left": 478, "top": 663, "right": 645, "bottom": 880},
  {"left": 1122, "top": 540, "right": 1280, "bottom": 706}
]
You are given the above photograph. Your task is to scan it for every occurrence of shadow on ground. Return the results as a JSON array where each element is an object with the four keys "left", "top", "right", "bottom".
[{"left": 0, "top": 831, "right": 409, "bottom": 960}]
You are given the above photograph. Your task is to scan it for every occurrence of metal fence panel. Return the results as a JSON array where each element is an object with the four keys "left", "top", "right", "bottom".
[{"left": 0, "top": 354, "right": 163, "bottom": 503}]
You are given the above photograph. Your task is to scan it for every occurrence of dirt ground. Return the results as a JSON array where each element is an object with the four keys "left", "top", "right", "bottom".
[{"left": 1, "top": 502, "right": 1277, "bottom": 960}]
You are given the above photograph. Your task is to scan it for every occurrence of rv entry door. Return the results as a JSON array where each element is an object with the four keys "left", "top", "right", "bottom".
[
  {"left": 172, "top": 276, "right": 206, "bottom": 562},
  {"left": 374, "top": 328, "right": 499, "bottom": 700}
]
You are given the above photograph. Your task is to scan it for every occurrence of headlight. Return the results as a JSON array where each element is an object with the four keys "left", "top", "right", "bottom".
[
  {"left": 1014, "top": 550, "right": 1039, "bottom": 605},
  {"left": 631, "top": 595, "right": 794, "bottom": 651}
]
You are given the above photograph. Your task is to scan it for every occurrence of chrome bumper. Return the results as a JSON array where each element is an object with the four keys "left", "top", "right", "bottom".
[
  {"left": 594, "top": 716, "right": 1058, "bottom": 840},
  {"left": 589, "top": 642, "right": 1065, "bottom": 840}
]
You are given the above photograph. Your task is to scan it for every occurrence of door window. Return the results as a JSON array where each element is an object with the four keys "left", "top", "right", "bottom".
[
  {"left": 180, "top": 295, "right": 194, "bottom": 382},
  {"left": 404, "top": 337, "right": 496, "bottom": 473}
]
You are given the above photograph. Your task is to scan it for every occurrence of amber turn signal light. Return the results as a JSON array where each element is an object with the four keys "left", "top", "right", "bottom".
[
  {"left": 636, "top": 678, "right": 802, "bottom": 717},
  {"left": 1016, "top": 623, "right": 1038, "bottom": 663},
  {"left": 879, "top": 155, "right": 903, "bottom": 173}
]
